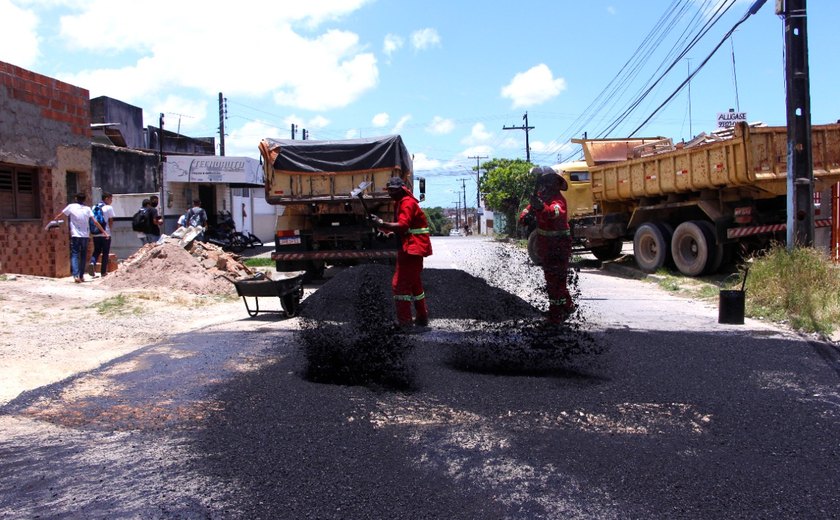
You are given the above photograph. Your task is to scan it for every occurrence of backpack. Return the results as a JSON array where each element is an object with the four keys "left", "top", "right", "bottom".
[
  {"left": 90, "top": 202, "right": 107, "bottom": 235},
  {"left": 132, "top": 208, "right": 149, "bottom": 232},
  {"left": 185, "top": 208, "right": 204, "bottom": 228}
]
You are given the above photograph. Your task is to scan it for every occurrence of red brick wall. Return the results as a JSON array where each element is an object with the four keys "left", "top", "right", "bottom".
[{"left": 0, "top": 62, "right": 91, "bottom": 138}]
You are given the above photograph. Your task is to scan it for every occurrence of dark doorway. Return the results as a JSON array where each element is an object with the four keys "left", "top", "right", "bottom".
[{"left": 199, "top": 185, "right": 217, "bottom": 226}]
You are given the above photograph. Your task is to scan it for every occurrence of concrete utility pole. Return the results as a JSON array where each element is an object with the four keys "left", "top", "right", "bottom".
[
  {"left": 778, "top": 0, "right": 814, "bottom": 248},
  {"left": 503, "top": 112, "right": 534, "bottom": 163},
  {"left": 458, "top": 178, "right": 470, "bottom": 232},
  {"left": 291, "top": 124, "right": 297, "bottom": 140},
  {"left": 218, "top": 93, "right": 226, "bottom": 156},
  {"left": 468, "top": 155, "right": 487, "bottom": 234},
  {"left": 453, "top": 201, "right": 461, "bottom": 229},
  {"left": 158, "top": 112, "right": 165, "bottom": 226}
]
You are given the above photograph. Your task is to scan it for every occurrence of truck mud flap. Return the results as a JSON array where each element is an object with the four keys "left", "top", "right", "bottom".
[{"left": 272, "top": 250, "right": 398, "bottom": 261}]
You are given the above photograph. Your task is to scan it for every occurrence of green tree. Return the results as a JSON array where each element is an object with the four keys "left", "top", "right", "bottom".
[
  {"left": 424, "top": 207, "right": 449, "bottom": 235},
  {"left": 479, "top": 158, "right": 535, "bottom": 235}
]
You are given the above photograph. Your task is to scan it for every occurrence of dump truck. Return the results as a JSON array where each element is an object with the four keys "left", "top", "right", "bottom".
[
  {"left": 545, "top": 121, "right": 840, "bottom": 276},
  {"left": 258, "top": 135, "right": 424, "bottom": 278}
]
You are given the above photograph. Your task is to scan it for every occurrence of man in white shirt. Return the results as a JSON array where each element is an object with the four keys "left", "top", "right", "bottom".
[{"left": 51, "top": 192, "right": 108, "bottom": 283}]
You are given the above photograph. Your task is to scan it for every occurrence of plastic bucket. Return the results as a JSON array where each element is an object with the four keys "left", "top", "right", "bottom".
[{"left": 718, "top": 290, "right": 745, "bottom": 324}]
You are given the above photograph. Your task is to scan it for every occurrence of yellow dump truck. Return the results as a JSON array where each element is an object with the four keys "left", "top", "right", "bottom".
[
  {"left": 553, "top": 121, "right": 840, "bottom": 276},
  {"left": 258, "top": 135, "right": 423, "bottom": 278}
]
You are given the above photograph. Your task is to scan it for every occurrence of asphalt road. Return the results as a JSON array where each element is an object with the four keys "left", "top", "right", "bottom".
[{"left": 1, "top": 236, "right": 838, "bottom": 519}]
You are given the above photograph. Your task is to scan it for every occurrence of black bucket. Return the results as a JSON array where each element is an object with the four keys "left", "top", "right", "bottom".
[{"left": 718, "top": 290, "right": 745, "bottom": 324}]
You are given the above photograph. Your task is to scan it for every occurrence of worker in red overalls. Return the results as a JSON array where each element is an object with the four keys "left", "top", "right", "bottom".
[
  {"left": 370, "top": 177, "right": 433, "bottom": 328},
  {"left": 519, "top": 166, "right": 574, "bottom": 324}
]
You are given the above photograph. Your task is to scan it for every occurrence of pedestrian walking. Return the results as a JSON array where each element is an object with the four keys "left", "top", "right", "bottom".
[
  {"left": 369, "top": 177, "right": 433, "bottom": 329},
  {"left": 145, "top": 194, "right": 163, "bottom": 244},
  {"left": 51, "top": 192, "right": 108, "bottom": 283},
  {"left": 519, "top": 166, "right": 574, "bottom": 323},
  {"left": 88, "top": 192, "right": 115, "bottom": 277}
]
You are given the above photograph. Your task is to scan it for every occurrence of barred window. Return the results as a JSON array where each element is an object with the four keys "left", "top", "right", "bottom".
[{"left": 0, "top": 164, "right": 40, "bottom": 220}]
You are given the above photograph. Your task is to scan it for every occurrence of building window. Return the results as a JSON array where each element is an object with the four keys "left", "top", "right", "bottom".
[
  {"left": 66, "top": 171, "right": 80, "bottom": 205},
  {"left": 0, "top": 164, "right": 40, "bottom": 220}
]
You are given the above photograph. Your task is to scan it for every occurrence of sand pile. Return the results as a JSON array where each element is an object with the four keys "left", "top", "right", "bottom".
[{"left": 101, "top": 238, "right": 255, "bottom": 295}]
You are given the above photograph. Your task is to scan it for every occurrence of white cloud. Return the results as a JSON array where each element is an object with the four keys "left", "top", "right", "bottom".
[
  {"left": 392, "top": 114, "right": 412, "bottom": 133},
  {"left": 372, "top": 112, "right": 390, "bottom": 127},
  {"left": 411, "top": 28, "right": 440, "bottom": 50},
  {"left": 225, "top": 119, "right": 284, "bottom": 158},
  {"left": 427, "top": 116, "right": 454, "bottom": 135},
  {"left": 607, "top": 6, "right": 617, "bottom": 15},
  {"left": 461, "top": 145, "right": 493, "bottom": 158},
  {"left": 0, "top": 0, "right": 40, "bottom": 68},
  {"left": 461, "top": 123, "right": 492, "bottom": 145},
  {"left": 54, "top": 1, "right": 379, "bottom": 111},
  {"left": 383, "top": 34, "right": 403, "bottom": 57},
  {"left": 307, "top": 115, "right": 331, "bottom": 129},
  {"left": 501, "top": 64, "right": 567, "bottom": 108},
  {"left": 412, "top": 152, "right": 440, "bottom": 171},
  {"left": 345, "top": 128, "right": 359, "bottom": 139}
]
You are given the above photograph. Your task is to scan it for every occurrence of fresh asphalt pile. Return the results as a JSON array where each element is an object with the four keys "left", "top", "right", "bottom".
[{"left": 296, "top": 258, "right": 604, "bottom": 385}]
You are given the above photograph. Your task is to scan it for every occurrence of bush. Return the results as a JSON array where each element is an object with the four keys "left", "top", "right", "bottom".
[{"left": 744, "top": 245, "right": 840, "bottom": 335}]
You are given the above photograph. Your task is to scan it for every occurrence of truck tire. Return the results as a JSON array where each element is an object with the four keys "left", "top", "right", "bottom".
[
  {"left": 696, "top": 220, "right": 724, "bottom": 274},
  {"left": 591, "top": 240, "right": 624, "bottom": 261},
  {"left": 527, "top": 229, "right": 542, "bottom": 266},
  {"left": 671, "top": 220, "right": 714, "bottom": 276},
  {"left": 633, "top": 223, "right": 671, "bottom": 272}
]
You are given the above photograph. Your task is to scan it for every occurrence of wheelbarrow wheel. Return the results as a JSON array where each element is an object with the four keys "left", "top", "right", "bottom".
[{"left": 281, "top": 293, "right": 300, "bottom": 317}]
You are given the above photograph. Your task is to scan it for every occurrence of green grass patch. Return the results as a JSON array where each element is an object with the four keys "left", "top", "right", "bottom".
[
  {"left": 95, "top": 294, "right": 139, "bottom": 316},
  {"left": 743, "top": 245, "right": 840, "bottom": 335},
  {"left": 243, "top": 257, "right": 275, "bottom": 267}
]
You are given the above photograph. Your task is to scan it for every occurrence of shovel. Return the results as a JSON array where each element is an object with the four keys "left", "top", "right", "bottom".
[{"left": 351, "top": 180, "right": 373, "bottom": 215}]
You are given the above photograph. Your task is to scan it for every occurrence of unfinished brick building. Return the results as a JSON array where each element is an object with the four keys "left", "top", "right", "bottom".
[{"left": 0, "top": 60, "right": 92, "bottom": 277}]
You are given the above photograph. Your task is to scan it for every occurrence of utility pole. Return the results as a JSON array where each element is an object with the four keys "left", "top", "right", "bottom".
[
  {"left": 302, "top": 129, "right": 309, "bottom": 140},
  {"left": 453, "top": 201, "right": 461, "bottom": 229},
  {"left": 158, "top": 112, "right": 165, "bottom": 227},
  {"left": 503, "top": 111, "right": 535, "bottom": 163},
  {"left": 218, "top": 93, "right": 227, "bottom": 156},
  {"left": 778, "top": 0, "right": 813, "bottom": 248},
  {"left": 458, "top": 177, "right": 469, "bottom": 232},
  {"left": 468, "top": 155, "right": 487, "bottom": 234},
  {"left": 291, "top": 124, "right": 297, "bottom": 140}
]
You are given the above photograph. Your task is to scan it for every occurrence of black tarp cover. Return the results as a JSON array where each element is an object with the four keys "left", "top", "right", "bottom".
[{"left": 265, "top": 135, "right": 412, "bottom": 174}]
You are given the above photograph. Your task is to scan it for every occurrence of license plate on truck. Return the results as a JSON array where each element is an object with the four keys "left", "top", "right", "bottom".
[{"left": 277, "top": 237, "right": 302, "bottom": 245}]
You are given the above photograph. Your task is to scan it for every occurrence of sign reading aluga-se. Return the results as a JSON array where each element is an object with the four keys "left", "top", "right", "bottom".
[{"left": 717, "top": 111, "right": 747, "bottom": 129}]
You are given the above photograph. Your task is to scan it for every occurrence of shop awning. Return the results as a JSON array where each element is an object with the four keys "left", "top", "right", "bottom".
[{"left": 164, "top": 156, "right": 264, "bottom": 186}]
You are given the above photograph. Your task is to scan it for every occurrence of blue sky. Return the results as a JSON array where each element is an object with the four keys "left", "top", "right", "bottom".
[{"left": 2, "top": 0, "right": 839, "bottom": 208}]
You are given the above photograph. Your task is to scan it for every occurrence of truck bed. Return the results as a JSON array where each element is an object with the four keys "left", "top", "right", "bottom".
[{"left": 574, "top": 122, "right": 840, "bottom": 203}]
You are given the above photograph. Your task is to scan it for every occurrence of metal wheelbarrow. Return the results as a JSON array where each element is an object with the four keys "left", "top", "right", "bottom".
[{"left": 221, "top": 271, "right": 305, "bottom": 318}]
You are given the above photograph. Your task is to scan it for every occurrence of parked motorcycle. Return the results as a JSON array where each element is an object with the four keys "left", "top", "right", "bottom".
[{"left": 204, "top": 210, "right": 248, "bottom": 253}]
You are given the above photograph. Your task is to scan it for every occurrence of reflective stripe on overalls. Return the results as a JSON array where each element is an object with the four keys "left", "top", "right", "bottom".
[
  {"left": 536, "top": 228, "right": 570, "bottom": 237},
  {"left": 408, "top": 227, "right": 430, "bottom": 234},
  {"left": 394, "top": 292, "right": 425, "bottom": 301}
]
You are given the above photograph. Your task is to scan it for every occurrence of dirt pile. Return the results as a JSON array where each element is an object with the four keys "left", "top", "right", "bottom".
[{"left": 101, "top": 239, "right": 254, "bottom": 295}]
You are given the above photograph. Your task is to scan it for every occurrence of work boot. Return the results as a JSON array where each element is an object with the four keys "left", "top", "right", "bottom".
[{"left": 87, "top": 263, "right": 95, "bottom": 277}]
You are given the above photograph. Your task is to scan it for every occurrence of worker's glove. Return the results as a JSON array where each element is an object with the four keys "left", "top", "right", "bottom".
[{"left": 368, "top": 214, "right": 384, "bottom": 227}]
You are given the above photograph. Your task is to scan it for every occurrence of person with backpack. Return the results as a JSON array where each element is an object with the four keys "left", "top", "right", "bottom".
[
  {"left": 88, "top": 192, "right": 115, "bottom": 278},
  {"left": 183, "top": 198, "right": 208, "bottom": 240},
  {"left": 133, "top": 199, "right": 152, "bottom": 244},
  {"left": 145, "top": 195, "right": 164, "bottom": 244},
  {"left": 50, "top": 192, "right": 108, "bottom": 283}
]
